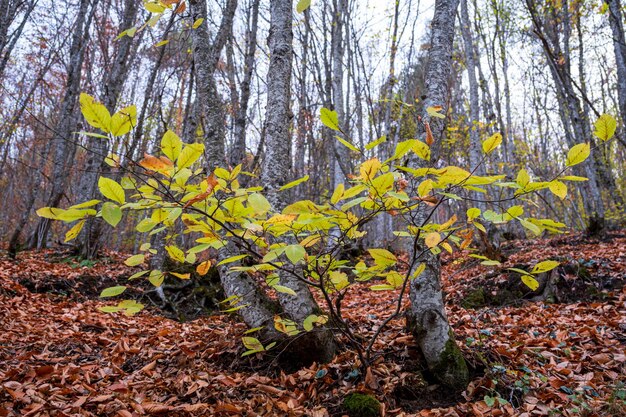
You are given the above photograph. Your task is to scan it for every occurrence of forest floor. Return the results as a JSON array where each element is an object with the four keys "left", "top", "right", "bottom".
[{"left": 0, "top": 232, "right": 625, "bottom": 416}]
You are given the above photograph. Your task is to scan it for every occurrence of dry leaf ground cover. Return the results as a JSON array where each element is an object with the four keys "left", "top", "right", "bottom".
[{"left": 1, "top": 233, "right": 625, "bottom": 416}]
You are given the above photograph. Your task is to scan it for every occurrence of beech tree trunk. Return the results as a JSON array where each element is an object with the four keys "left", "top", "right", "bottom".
[
  {"left": 76, "top": 0, "right": 139, "bottom": 258},
  {"left": 28, "top": 0, "right": 97, "bottom": 249},
  {"left": 189, "top": 0, "right": 237, "bottom": 166},
  {"left": 260, "top": 0, "right": 336, "bottom": 364},
  {"left": 607, "top": 0, "right": 626, "bottom": 150},
  {"left": 406, "top": 0, "right": 469, "bottom": 391}
]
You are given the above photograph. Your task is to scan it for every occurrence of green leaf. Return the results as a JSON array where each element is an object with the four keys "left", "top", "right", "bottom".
[
  {"left": 412, "top": 140, "right": 431, "bottom": 160},
  {"left": 98, "top": 177, "right": 125, "bottom": 204},
  {"left": 521, "top": 275, "right": 539, "bottom": 291},
  {"left": 365, "top": 135, "right": 386, "bottom": 150},
  {"left": 124, "top": 254, "right": 145, "bottom": 266},
  {"left": 279, "top": 175, "right": 309, "bottom": 191},
  {"left": 101, "top": 202, "right": 122, "bottom": 227},
  {"left": 161, "top": 130, "right": 182, "bottom": 161},
  {"left": 242, "top": 336, "right": 264, "bottom": 351},
  {"left": 296, "top": 0, "right": 311, "bottom": 13},
  {"left": 531, "top": 260, "right": 559, "bottom": 274},
  {"left": 519, "top": 218, "right": 542, "bottom": 235},
  {"left": 285, "top": 244, "right": 306, "bottom": 264},
  {"left": 370, "top": 284, "right": 396, "bottom": 291},
  {"left": 273, "top": 285, "right": 297, "bottom": 296},
  {"left": 320, "top": 107, "right": 340, "bottom": 131},
  {"left": 100, "top": 286, "right": 126, "bottom": 298},
  {"left": 566, "top": 143, "right": 590, "bottom": 167},
  {"left": 484, "top": 395, "right": 496, "bottom": 408},
  {"left": 218, "top": 254, "right": 248, "bottom": 265},
  {"left": 482, "top": 132, "right": 502, "bottom": 154},
  {"left": 593, "top": 114, "right": 616, "bottom": 142},
  {"left": 248, "top": 193, "right": 271, "bottom": 214},
  {"left": 368, "top": 248, "right": 396, "bottom": 267},
  {"left": 559, "top": 175, "right": 588, "bottom": 182}
]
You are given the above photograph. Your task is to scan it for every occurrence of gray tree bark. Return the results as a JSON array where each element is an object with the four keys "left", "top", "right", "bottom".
[
  {"left": 406, "top": 0, "right": 469, "bottom": 391},
  {"left": 230, "top": 0, "right": 260, "bottom": 167},
  {"left": 76, "top": 0, "right": 139, "bottom": 258},
  {"left": 189, "top": 0, "right": 237, "bottom": 166},
  {"left": 260, "top": 0, "right": 336, "bottom": 364},
  {"left": 607, "top": 0, "right": 626, "bottom": 149},
  {"left": 28, "top": 0, "right": 97, "bottom": 249}
]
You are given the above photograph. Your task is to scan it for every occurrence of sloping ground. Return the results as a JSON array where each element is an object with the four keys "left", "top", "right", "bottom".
[{"left": 0, "top": 233, "right": 625, "bottom": 416}]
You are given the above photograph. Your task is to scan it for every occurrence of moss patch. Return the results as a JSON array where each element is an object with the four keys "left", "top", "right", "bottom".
[
  {"left": 343, "top": 393, "right": 381, "bottom": 417},
  {"left": 430, "top": 334, "right": 469, "bottom": 391},
  {"left": 461, "top": 287, "right": 487, "bottom": 309}
]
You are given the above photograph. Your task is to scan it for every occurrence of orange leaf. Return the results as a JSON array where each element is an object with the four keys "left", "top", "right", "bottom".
[
  {"left": 425, "top": 121, "right": 434, "bottom": 145},
  {"left": 139, "top": 153, "right": 173, "bottom": 172}
]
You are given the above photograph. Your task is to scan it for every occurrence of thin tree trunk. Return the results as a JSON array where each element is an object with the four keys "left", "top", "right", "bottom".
[{"left": 230, "top": 0, "right": 260, "bottom": 167}]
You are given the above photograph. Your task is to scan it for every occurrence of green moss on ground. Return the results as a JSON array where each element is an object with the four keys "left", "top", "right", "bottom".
[{"left": 343, "top": 393, "right": 381, "bottom": 417}]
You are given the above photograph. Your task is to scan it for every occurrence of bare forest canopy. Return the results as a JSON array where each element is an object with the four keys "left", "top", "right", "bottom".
[{"left": 1, "top": 0, "right": 626, "bottom": 415}]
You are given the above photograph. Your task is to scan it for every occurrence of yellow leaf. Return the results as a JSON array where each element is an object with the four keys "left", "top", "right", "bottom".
[
  {"left": 144, "top": 2, "right": 165, "bottom": 13},
  {"left": 320, "top": 107, "right": 340, "bottom": 131},
  {"left": 64, "top": 220, "right": 85, "bottom": 242},
  {"left": 279, "top": 175, "right": 309, "bottom": 191},
  {"left": 124, "top": 254, "right": 145, "bottom": 266},
  {"left": 412, "top": 140, "right": 431, "bottom": 160},
  {"left": 548, "top": 181, "right": 567, "bottom": 200},
  {"left": 154, "top": 39, "right": 169, "bottom": 47},
  {"left": 98, "top": 177, "right": 125, "bottom": 204},
  {"left": 593, "top": 114, "right": 616, "bottom": 142},
  {"left": 516, "top": 168, "right": 530, "bottom": 188},
  {"left": 368, "top": 248, "right": 396, "bottom": 267},
  {"left": 192, "top": 18, "right": 204, "bottom": 28},
  {"left": 169, "top": 272, "right": 190, "bottom": 279},
  {"left": 365, "top": 135, "right": 386, "bottom": 150},
  {"left": 482, "top": 132, "right": 502, "bottom": 154},
  {"left": 109, "top": 105, "right": 136, "bottom": 136},
  {"left": 418, "top": 179, "right": 433, "bottom": 197},
  {"left": 330, "top": 183, "right": 345, "bottom": 204},
  {"left": 359, "top": 158, "right": 382, "bottom": 181},
  {"left": 80, "top": 93, "right": 111, "bottom": 132},
  {"left": 165, "top": 245, "right": 185, "bottom": 263},
  {"left": 424, "top": 232, "right": 441, "bottom": 248},
  {"left": 161, "top": 130, "right": 182, "bottom": 161},
  {"left": 335, "top": 135, "right": 360, "bottom": 152},
  {"left": 296, "top": 0, "right": 311, "bottom": 13},
  {"left": 521, "top": 275, "right": 539, "bottom": 291},
  {"left": 426, "top": 105, "right": 446, "bottom": 119},
  {"left": 566, "top": 143, "right": 590, "bottom": 167},
  {"left": 196, "top": 260, "right": 212, "bottom": 275},
  {"left": 177, "top": 143, "right": 204, "bottom": 169}
]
